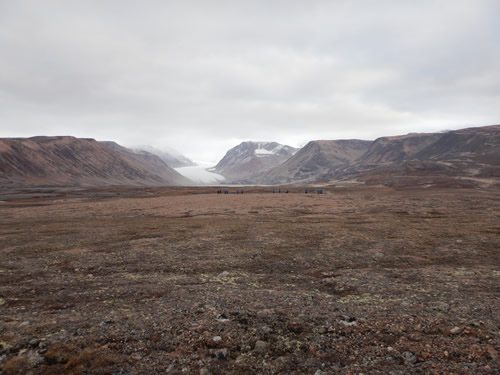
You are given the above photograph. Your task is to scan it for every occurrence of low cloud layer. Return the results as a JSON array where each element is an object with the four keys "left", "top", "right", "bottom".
[{"left": 1, "top": 1, "right": 499, "bottom": 163}]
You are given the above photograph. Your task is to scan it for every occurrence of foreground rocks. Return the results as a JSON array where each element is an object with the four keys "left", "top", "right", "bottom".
[{"left": 0, "top": 185, "right": 499, "bottom": 374}]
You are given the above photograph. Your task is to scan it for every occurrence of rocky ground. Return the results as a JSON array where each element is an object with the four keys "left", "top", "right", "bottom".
[{"left": 0, "top": 185, "right": 498, "bottom": 374}]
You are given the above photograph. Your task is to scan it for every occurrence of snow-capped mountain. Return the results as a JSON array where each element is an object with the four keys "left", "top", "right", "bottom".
[
  {"left": 254, "top": 139, "right": 372, "bottom": 184},
  {"left": 210, "top": 141, "right": 297, "bottom": 181}
]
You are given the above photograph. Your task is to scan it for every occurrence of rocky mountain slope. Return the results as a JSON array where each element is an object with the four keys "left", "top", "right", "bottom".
[
  {"left": 357, "top": 125, "right": 500, "bottom": 187},
  {"left": 0, "top": 136, "right": 191, "bottom": 186},
  {"left": 210, "top": 141, "right": 297, "bottom": 181},
  {"left": 256, "top": 139, "right": 371, "bottom": 184},
  {"left": 133, "top": 145, "right": 196, "bottom": 168},
  {"left": 414, "top": 125, "right": 500, "bottom": 167},
  {"left": 357, "top": 133, "right": 444, "bottom": 165}
]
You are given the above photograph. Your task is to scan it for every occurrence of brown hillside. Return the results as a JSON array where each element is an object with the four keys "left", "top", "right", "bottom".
[{"left": 0, "top": 136, "right": 191, "bottom": 186}]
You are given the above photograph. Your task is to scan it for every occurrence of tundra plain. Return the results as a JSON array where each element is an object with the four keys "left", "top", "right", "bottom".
[{"left": 0, "top": 185, "right": 499, "bottom": 374}]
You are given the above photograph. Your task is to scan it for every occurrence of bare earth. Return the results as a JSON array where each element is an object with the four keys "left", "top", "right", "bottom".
[{"left": 0, "top": 186, "right": 499, "bottom": 374}]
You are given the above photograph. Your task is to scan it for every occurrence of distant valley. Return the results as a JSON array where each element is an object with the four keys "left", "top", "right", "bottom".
[{"left": 0, "top": 125, "right": 499, "bottom": 188}]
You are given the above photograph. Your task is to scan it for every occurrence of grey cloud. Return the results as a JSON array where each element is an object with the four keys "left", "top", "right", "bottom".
[{"left": 0, "top": 1, "right": 499, "bottom": 163}]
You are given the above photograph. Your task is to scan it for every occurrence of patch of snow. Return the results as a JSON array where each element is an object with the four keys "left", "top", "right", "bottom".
[
  {"left": 272, "top": 144, "right": 285, "bottom": 153},
  {"left": 175, "top": 165, "right": 225, "bottom": 185},
  {"left": 255, "top": 148, "right": 275, "bottom": 156}
]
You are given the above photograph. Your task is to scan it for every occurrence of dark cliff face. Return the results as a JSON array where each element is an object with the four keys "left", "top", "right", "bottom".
[
  {"left": 256, "top": 139, "right": 372, "bottom": 184},
  {"left": 358, "top": 133, "right": 445, "bottom": 165},
  {"left": 212, "top": 141, "right": 297, "bottom": 181},
  {"left": 356, "top": 125, "right": 500, "bottom": 186},
  {"left": 0, "top": 136, "right": 191, "bottom": 186},
  {"left": 414, "top": 126, "right": 500, "bottom": 165}
]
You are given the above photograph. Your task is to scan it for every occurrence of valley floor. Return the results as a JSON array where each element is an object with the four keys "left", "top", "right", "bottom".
[{"left": 0, "top": 185, "right": 499, "bottom": 374}]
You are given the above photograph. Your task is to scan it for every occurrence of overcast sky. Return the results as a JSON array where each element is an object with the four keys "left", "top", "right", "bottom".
[{"left": 1, "top": 1, "right": 499, "bottom": 163}]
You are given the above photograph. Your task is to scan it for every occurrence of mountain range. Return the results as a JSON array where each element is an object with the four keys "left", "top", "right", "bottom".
[
  {"left": 0, "top": 125, "right": 498, "bottom": 187},
  {"left": 215, "top": 125, "right": 500, "bottom": 187}
]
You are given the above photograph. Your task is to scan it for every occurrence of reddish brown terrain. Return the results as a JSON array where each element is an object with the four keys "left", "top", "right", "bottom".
[
  {"left": 0, "top": 137, "right": 190, "bottom": 187},
  {"left": 0, "top": 184, "right": 499, "bottom": 374},
  {"left": 251, "top": 125, "right": 500, "bottom": 185}
]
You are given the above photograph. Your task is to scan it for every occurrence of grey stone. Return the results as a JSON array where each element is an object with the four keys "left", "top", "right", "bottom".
[
  {"left": 210, "top": 348, "right": 228, "bottom": 360},
  {"left": 254, "top": 340, "right": 268, "bottom": 352},
  {"left": 27, "top": 350, "right": 44, "bottom": 366},
  {"left": 402, "top": 351, "right": 417, "bottom": 365}
]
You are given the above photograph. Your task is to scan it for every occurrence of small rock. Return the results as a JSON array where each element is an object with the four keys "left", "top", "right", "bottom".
[
  {"left": 166, "top": 363, "right": 176, "bottom": 372},
  {"left": 254, "top": 340, "right": 268, "bottom": 352},
  {"left": 216, "top": 313, "right": 229, "bottom": 322},
  {"left": 259, "top": 325, "right": 272, "bottom": 334},
  {"left": 38, "top": 341, "right": 48, "bottom": 350},
  {"left": 200, "top": 368, "right": 209, "bottom": 375},
  {"left": 450, "top": 326, "right": 461, "bottom": 335},
  {"left": 315, "top": 348, "right": 334, "bottom": 358},
  {"left": 486, "top": 345, "right": 497, "bottom": 360},
  {"left": 27, "top": 350, "right": 44, "bottom": 366},
  {"left": 318, "top": 326, "right": 327, "bottom": 334},
  {"left": 212, "top": 336, "right": 222, "bottom": 343},
  {"left": 217, "top": 271, "right": 229, "bottom": 278},
  {"left": 431, "top": 301, "right": 450, "bottom": 312},
  {"left": 314, "top": 370, "right": 326, "bottom": 375},
  {"left": 402, "top": 351, "right": 417, "bottom": 365},
  {"left": 256, "top": 309, "right": 275, "bottom": 317},
  {"left": 131, "top": 353, "right": 142, "bottom": 361},
  {"left": 210, "top": 348, "right": 228, "bottom": 360},
  {"left": 340, "top": 317, "right": 357, "bottom": 326}
]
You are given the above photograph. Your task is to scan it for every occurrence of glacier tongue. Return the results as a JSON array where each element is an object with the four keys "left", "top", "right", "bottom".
[{"left": 175, "top": 165, "right": 225, "bottom": 184}]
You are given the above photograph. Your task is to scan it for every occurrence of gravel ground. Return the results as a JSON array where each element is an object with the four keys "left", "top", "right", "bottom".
[{"left": 0, "top": 185, "right": 499, "bottom": 374}]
